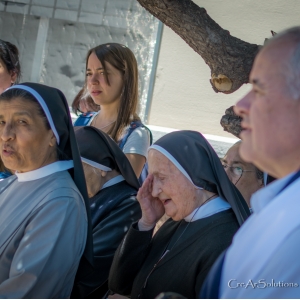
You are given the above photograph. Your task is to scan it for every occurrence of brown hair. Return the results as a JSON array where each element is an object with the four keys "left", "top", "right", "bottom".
[
  {"left": 71, "top": 87, "right": 100, "bottom": 115},
  {"left": 85, "top": 43, "right": 140, "bottom": 142}
]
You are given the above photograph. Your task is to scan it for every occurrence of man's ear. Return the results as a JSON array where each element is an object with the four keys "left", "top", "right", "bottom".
[{"left": 100, "top": 170, "right": 107, "bottom": 177}]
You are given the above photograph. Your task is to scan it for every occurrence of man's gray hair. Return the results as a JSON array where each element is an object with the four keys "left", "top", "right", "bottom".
[{"left": 266, "top": 26, "right": 300, "bottom": 100}]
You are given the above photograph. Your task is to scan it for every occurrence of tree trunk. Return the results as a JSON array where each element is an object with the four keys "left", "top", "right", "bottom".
[
  {"left": 220, "top": 106, "right": 242, "bottom": 138},
  {"left": 137, "top": 0, "right": 259, "bottom": 94}
]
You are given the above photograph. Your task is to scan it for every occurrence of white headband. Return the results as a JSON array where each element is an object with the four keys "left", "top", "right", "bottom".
[
  {"left": 148, "top": 145, "right": 203, "bottom": 190},
  {"left": 81, "top": 157, "right": 112, "bottom": 172},
  {"left": 7, "top": 85, "right": 60, "bottom": 144}
]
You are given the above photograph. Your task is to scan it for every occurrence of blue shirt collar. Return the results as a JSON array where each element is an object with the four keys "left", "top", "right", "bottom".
[{"left": 251, "top": 171, "right": 296, "bottom": 213}]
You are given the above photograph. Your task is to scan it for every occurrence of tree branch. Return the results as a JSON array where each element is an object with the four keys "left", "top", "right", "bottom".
[
  {"left": 137, "top": 0, "right": 259, "bottom": 93},
  {"left": 220, "top": 106, "right": 242, "bottom": 138}
]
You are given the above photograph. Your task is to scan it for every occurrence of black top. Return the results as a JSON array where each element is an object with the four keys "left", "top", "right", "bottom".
[
  {"left": 109, "top": 209, "right": 239, "bottom": 299},
  {"left": 153, "top": 130, "right": 250, "bottom": 225},
  {"left": 71, "top": 181, "right": 141, "bottom": 298}
]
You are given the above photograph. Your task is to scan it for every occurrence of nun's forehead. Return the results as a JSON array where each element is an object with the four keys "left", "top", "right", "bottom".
[
  {"left": 6, "top": 85, "right": 60, "bottom": 144},
  {"left": 148, "top": 149, "right": 178, "bottom": 173}
]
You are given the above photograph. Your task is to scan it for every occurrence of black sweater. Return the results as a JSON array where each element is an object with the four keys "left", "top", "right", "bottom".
[
  {"left": 108, "top": 209, "right": 239, "bottom": 299},
  {"left": 71, "top": 181, "right": 141, "bottom": 298}
]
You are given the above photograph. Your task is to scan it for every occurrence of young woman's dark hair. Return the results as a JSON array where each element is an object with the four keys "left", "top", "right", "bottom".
[
  {"left": 85, "top": 43, "right": 140, "bottom": 142},
  {"left": 71, "top": 87, "right": 100, "bottom": 115},
  {"left": 0, "top": 39, "right": 21, "bottom": 83}
]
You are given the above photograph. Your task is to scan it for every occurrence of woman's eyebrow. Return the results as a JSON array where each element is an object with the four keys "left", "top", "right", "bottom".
[
  {"left": 86, "top": 67, "right": 104, "bottom": 71},
  {"left": 13, "top": 111, "right": 32, "bottom": 117}
]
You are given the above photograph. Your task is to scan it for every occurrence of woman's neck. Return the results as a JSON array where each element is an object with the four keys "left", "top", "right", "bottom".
[
  {"left": 92, "top": 103, "right": 119, "bottom": 132},
  {"left": 100, "top": 102, "right": 119, "bottom": 120}
]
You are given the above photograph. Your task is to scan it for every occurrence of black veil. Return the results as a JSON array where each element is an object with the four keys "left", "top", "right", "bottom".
[{"left": 151, "top": 130, "right": 250, "bottom": 225}]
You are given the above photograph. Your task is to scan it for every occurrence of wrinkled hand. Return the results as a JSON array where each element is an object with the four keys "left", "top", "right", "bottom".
[
  {"left": 108, "top": 293, "right": 129, "bottom": 299},
  {"left": 137, "top": 174, "right": 165, "bottom": 231}
]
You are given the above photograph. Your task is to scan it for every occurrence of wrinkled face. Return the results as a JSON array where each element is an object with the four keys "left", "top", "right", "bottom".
[
  {"left": 0, "top": 58, "right": 16, "bottom": 93},
  {"left": 222, "top": 143, "right": 263, "bottom": 207},
  {"left": 234, "top": 43, "right": 300, "bottom": 178},
  {"left": 86, "top": 52, "right": 123, "bottom": 107},
  {"left": 148, "top": 149, "right": 201, "bottom": 221},
  {"left": 0, "top": 98, "right": 56, "bottom": 172}
]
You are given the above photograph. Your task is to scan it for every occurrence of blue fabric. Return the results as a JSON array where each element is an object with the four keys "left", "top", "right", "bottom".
[
  {"left": 200, "top": 250, "right": 226, "bottom": 299},
  {"left": 74, "top": 115, "right": 153, "bottom": 148},
  {"left": 73, "top": 112, "right": 97, "bottom": 126},
  {"left": 0, "top": 171, "right": 12, "bottom": 180},
  {"left": 201, "top": 170, "right": 300, "bottom": 299}
]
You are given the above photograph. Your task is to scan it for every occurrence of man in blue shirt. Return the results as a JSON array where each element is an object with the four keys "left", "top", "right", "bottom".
[{"left": 203, "top": 26, "right": 300, "bottom": 299}]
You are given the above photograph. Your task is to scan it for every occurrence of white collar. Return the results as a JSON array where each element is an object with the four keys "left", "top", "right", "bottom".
[
  {"left": 251, "top": 171, "right": 295, "bottom": 214},
  {"left": 101, "top": 175, "right": 125, "bottom": 190},
  {"left": 184, "top": 197, "right": 231, "bottom": 222},
  {"left": 16, "top": 161, "right": 74, "bottom": 182}
]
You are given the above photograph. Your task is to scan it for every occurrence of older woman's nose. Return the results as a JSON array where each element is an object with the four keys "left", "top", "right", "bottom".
[
  {"left": 151, "top": 179, "right": 161, "bottom": 198},
  {"left": 0, "top": 123, "right": 15, "bottom": 141}
]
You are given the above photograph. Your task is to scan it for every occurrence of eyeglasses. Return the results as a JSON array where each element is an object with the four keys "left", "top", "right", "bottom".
[{"left": 221, "top": 163, "right": 255, "bottom": 178}]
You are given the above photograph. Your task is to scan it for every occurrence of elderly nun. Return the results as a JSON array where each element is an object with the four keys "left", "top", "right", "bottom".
[
  {"left": 108, "top": 130, "right": 250, "bottom": 299},
  {"left": 71, "top": 126, "right": 141, "bottom": 298},
  {"left": 0, "top": 83, "right": 92, "bottom": 298}
]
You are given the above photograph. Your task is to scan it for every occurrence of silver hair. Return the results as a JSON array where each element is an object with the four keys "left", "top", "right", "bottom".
[{"left": 266, "top": 26, "right": 300, "bottom": 100}]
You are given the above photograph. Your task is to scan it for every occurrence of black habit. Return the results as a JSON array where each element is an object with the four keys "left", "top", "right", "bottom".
[
  {"left": 71, "top": 127, "right": 141, "bottom": 298},
  {"left": 109, "top": 210, "right": 239, "bottom": 298},
  {"left": 108, "top": 130, "right": 250, "bottom": 298}
]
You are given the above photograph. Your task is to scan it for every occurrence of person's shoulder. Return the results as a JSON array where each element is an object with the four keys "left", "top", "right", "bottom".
[
  {"left": 74, "top": 111, "right": 98, "bottom": 126},
  {"left": 205, "top": 209, "right": 240, "bottom": 231},
  {"left": 0, "top": 174, "right": 17, "bottom": 188},
  {"left": 38, "top": 171, "right": 84, "bottom": 201},
  {"left": 126, "top": 125, "right": 151, "bottom": 144}
]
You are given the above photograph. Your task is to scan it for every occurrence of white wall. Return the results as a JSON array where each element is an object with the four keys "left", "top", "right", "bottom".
[{"left": 148, "top": 0, "right": 300, "bottom": 138}]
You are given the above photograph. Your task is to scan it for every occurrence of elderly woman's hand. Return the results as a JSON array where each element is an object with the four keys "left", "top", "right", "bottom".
[{"left": 137, "top": 174, "right": 165, "bottom": 231}]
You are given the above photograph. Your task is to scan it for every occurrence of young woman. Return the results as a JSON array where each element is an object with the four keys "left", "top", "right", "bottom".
[
  {"left": 74, "top": 43, "right": 151, "bottom": 178},
  {"left": 0, "top": 39, "right": 21, "bottom": 180}
]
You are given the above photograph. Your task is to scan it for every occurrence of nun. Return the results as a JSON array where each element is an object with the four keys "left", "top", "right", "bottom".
[
  {"left": 0, "top": 83, "right": 93, "bottom": 298},
  {"left": 108, "top": 130, "right": 250, "bottom": 299},
  {"left": 71, "top": 126, "right": 141, "bottom": 298}
]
